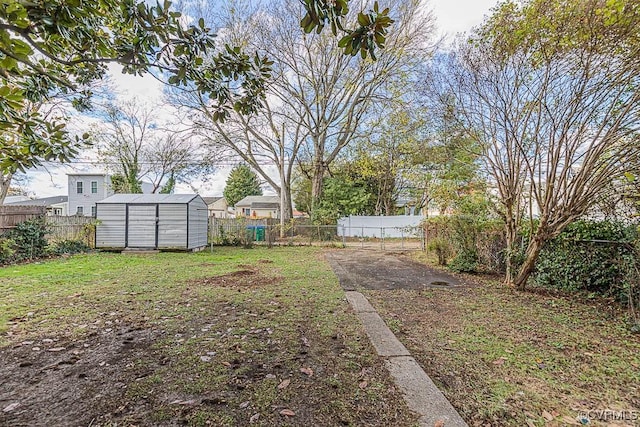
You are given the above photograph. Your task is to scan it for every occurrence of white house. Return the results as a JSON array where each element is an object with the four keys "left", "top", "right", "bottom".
[
  {"left": 5, "top": 195, "right": 68, "bottom": 216},
  {"left": 235, "top": 195, "right": 280, "bottom": 219},
  {"left": 202, "top": 196, "right": 229, "bottom": 218},
  {"left": 67, "top": 174, "right": 114, "bottom": 217}
]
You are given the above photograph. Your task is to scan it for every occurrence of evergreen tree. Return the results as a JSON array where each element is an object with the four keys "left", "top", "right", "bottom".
[{"left": 223, "top": 164, "right": 263, "bottom": 207}]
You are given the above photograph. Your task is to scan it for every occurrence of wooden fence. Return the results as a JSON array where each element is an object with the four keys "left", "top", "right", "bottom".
[
  {"left": 46, "top": 216, "right": 97, "bottom": 247},
  {"left": 0, "top": 205, "right": 47, "bottom": 233}
]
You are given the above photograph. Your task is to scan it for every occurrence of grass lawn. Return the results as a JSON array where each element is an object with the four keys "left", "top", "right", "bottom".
[
  {"left": 365, "top": 254, "right": 640, "bottom": 427},
  {"left": 0, "top": 247, "right": 416, "bottom": 426}
]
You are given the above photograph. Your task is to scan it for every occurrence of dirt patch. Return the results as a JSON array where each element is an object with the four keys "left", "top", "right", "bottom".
[
  {"left": 189, "top": 269, "right": 284, "bottom": 288},
  {"left": 0, "top": 325, "right": 166, "bottom": 427},
  {"left": 325, "top": 250, "right": 464, "bottom": 290},
  {"left": 257, "top": 259, "right": 273, "bottom": 264}
]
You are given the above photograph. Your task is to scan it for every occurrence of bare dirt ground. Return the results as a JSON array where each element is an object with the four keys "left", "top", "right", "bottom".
[{"left": 325, "top": 249, "right": 464, "bottom": 291}]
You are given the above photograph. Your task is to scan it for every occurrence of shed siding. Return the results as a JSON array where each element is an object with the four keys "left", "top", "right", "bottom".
[
  {"left": 127, "top": 205, "right": 157, "bottom": 248},
  {"left": 188, "top": 198, "right": 208, "bottom": 249},
  {"left": 158, "top": 204, "right": 187, "bottom": 248},
  {"left": 96, "top": 204, "right": 126, "bottom": 248}
]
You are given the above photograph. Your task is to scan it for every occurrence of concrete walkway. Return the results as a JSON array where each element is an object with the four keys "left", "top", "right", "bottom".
[{"left": 345, "top": 291, "right": 468, "bottom": 427}]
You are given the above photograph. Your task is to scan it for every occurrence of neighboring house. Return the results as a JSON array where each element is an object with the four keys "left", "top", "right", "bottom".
[
  {"left": 5, "top": 196, "right": 68, "bottom": 216},
  {"left": 3, "top": 195, "right": 30, "bottom": 204},
  {"left": 235, "top": 195, "right": 280, "bottom": 219},
  {"left": 67, "top": 174, "right": 114, "bottom": 217},
  {"left": 202, "top": 196, "right": 229, "bottom": 218}
]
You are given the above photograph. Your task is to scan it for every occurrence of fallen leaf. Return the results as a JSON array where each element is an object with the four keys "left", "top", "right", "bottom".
[
  {"left": 492, "top": 358, "right": 505, "bottom": 366},
  {"left": 300, "top": 367, "right": 313, "bottom": 377},
  {"left": 526, "top": 420, "right": 536, "bottom": 427},
  {"left": 48, "top": 347, "right": 66, "bottom": 352},
  {"left": 249, "top": 413, "right": 260, "bottom": 423},
  {"left": 542, "top": 410, "right": 554, "bottom": 421},
  {"left": 3, "top": 403, "right": 20, "bottom": 413},
  {"left": 280, "top": 409, "right": 295, "bottom": 417},
  {"left": 221, "top": 361, "right": 231, "bottom": 367},
  {"left": 302, "top": 336, "right": 310, "bottom": 347},
  {"left": 239, "top": 401, "right": 250, "bottom": 409},
  {"left": 200, "top": 356, "right": 212, "bottom": 362},
  {"left": 560, "top": 416, "right": 580, "bottom": 425},
  {"left": 434, "top": 421, "right": 445, "bottom": 427},
  {"left": 277, "top": 379, "right": 290, "bottom": 389},
  {"left": 359, "top": 380, "right": 368, "bottom": 389},
  {"left": 169, "top": 399, "right": 198, "bottom": 406}
]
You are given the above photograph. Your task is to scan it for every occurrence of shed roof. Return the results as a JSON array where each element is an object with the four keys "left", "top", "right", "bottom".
[
  {"left": 97, "top": 194, "right": 200, "bottom": 204},
  {"left": 235, "top": 195, "right": 280, "bottom": 208}
]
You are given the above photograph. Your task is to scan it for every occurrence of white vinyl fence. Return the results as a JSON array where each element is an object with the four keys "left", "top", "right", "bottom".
[{"left": 337, "top": 215, "right": 424, "bottom": 238}]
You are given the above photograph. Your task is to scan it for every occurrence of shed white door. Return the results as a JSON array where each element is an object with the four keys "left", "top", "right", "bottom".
[{"left": 127, "top": 205, "right": 157, "bottom": 248}]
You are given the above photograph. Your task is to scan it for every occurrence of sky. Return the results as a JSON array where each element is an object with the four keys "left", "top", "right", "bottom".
[{"left": 21, "top": 0, "right": 499, "bottom": 200}]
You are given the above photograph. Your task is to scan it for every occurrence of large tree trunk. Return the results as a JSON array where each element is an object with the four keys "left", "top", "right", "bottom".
[
  {"left": 513, "top": 236, "right": 546, "bottom": 290},
  {"left": 503, "top": 216, "right": 518, "bottom": 287},
  {"left": 310, "top": 156, "right": 325, "bottom": 215},
  {"left": 0, "top": 173, "right": 13, "bottom": 205}
]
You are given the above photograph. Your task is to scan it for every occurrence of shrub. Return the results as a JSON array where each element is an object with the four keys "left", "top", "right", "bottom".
[
  {"left": 532, "top": 220, "right": 637, "bottom": 299},
  {"left": 53, "top": 240, "right": 91, "bottom": 255},
  {"left": 8, "top": 217, "right": 49, "bottom": 260},
  {"left": 448, "top": 250, "right": 479, "bottom": 273},
  {"left": 0, "top": 237, "right": 16, "bottom": 263},
  {"left": 427, "top": 237, "right": 452, "bottom": 266}
]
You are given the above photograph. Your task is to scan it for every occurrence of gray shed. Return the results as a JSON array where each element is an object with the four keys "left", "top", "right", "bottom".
[{"left": 95, "top": 194, "right": 208, "bottom": 250}]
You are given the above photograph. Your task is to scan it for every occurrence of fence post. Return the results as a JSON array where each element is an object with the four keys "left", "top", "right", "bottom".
[
  {"left": 401, "top": 228, "right": 404, "bottom": 250},
  {"left": 361, "top": 227, "right": 364, "bottom": 249},
  {"left": 381, "top": 227, "right": 384, "bottom": 250},
  {"left": 341, "top": 226, "right": 346, "bottom": 248}
]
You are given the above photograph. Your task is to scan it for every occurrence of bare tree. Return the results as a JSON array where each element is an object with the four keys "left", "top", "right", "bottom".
[
  {"left": 93, "top": 99, "right": 196, "bottom": 193},
  {"left": 427, "top": 0, "right": 640, "bottom": 289},
  {"left": 174, "top": 0, "right": 436, "bottom": 219}
]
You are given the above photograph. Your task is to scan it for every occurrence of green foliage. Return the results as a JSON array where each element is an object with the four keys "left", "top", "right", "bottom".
[
  {"left": 425, "top": 215, "right": 505, "bottom": 273},
  {"left": 426, "top": 237, "right": 452, "bottom": 266},
  {"left": 110, "top": 173, "right": 142, "bottom": 194},
  {"left": 0, "top": 0, "right": 271, "bottom": 175},
  {"left": 313, "top": 177, "right": 371, "bottom": 224},
  {"left": 532, "top": 220, "right": 638, "bottom": 299},
  {"left": 300, "top": 0, "right": 393, "bottom": 59},
  {"left": 7, "top": 217, "right": 48, "bottom": 260},
  {"left": 223, "top": 164, "right": 263, "bottom": 208},
  {"left": 0, "top": 237, "right": 16, "bottom": 262},
  {"left": 52, "top": 240, "right": 91, "bottom": 255},
  {"left": 448, "top": 250, "right": 478, "bottom": 273}
]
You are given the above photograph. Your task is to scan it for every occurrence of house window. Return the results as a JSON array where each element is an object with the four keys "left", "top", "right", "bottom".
[
  {"left": 244, "top": 208, "right": 251, "bottom": 216},
  {"left": 76, "top": 206, "right": 84, "bottom": 215},
  {"left": 91, "top": 206, "right": 96, "bottom": 217},
  {"left": 76, "top": 181, "right": 83, "bottom": 194},
  {"left": 91, "top": 181, "right": 98, "bottom": 194}
]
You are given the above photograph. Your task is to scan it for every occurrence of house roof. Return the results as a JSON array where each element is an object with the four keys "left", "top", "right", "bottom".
[
  {"left": 97, "top": 194, "right": 201, "bottom": 204},
  {"left": 235, "top": 195, "right": 280, "bottom": 208},
  {"left": 251, "top": 202, "right": 280, "bottom": 209},
  {"left": 202, "top": 196, "right": 223, "bottom": 205},
  {"left": 5, "top": 196, "right": 68, "bottom": 207}
]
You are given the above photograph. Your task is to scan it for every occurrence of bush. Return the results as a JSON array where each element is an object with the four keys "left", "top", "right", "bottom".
[
  {"left": 0, "top": 237, "right": 16, "bottom": 263},
  {"left": 448, "top": 250, "right": 479, "bottom": 273},
  {"left": 427, "top": 237, "right": 452, "bottom": 266},
  {"left": 424, "top": 215, "right": 505, "bottom": 273},
  {"left": 52, "top": 240, "right": 91, "bottom": 255},
  {"left": 8, "top": 217, "right": 49, "bottom": 260},
  {"left": 532, "top": 220, "right": 637, "bottom": 299}
]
